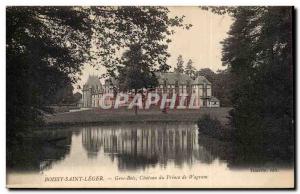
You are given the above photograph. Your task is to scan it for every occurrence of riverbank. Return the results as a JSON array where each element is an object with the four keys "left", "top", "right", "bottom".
[{"left": 45, "top": 107, "right": 231, "bottom": 127}]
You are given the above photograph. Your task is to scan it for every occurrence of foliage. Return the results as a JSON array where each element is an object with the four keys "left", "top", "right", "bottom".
[
  {"left": 197, "top": 68, "right": 216, "bottom": 82},
  {"left": 208, "top": 7, "right": 294, "bottom": 163},
  {"left": 73, "top": 92, "right": 83, "bottom": 103},
  {"left": 197, "top": 114, "right": 232, "bottom": 141},
  {"left": 212, "top": 69, "right": 235, "bottom": 107},
  {"left": 91, "top": 7, "right": 191, "bottom": 77},
  {"left": 117, "top": 44, "right": 159, "bottom": 115},
  {"left": 197, "top": 68, "right": 234, "bottom": 107},
  {"left": 7, "top": 6, "right": 188, "bottom": 139},
  {"left": 184, "top": 59, "right": 197, "bottom": 79},
  {"left": 7, "top": 7, "right": 93, "bottom": 140},
  {"left": 49, "top": 81, "right": 74, "bottom": 105},
  {"left": 174, "top": 55, "right": 184, "bottom": 73},
  {"left": 118, "top": 44, "right": 159, "bottom": 92}
]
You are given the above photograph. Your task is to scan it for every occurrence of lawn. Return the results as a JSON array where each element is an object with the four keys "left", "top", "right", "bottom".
[{"left": 45, "top": 107, "right": 232, "bottom": 127}]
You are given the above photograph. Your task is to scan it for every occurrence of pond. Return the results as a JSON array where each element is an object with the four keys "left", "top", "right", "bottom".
[{"left": 7, "top": 122, "right": 294, "bottom": 188}]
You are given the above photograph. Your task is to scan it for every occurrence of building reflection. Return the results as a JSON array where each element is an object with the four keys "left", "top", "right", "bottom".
[
  {"left": 81, "top": 123, "right": 216, "bottom": 170},
  {"left": 82, "top": 129, "right": 103, "bottom": 158},
  {"left": 8, "top": 124, "right": 232, "bottom": 173}
]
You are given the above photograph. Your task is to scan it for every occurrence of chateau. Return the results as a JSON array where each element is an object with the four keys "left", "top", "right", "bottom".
[{"left": 81, "top": 72, "right": 220, "bottom": 108}]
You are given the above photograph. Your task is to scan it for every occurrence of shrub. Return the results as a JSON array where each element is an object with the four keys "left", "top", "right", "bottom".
[{"left": 197, "top": 114, "right": 231, "bottom": 141}]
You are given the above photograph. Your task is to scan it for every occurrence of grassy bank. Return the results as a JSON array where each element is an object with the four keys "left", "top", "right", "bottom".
[{"left": 45, "top": 107, "right": 231, "bottom": 127}]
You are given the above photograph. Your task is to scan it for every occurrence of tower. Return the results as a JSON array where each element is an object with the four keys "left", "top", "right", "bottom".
[{"left": 82, "top": 75, "right": 103, "bottom": 108}]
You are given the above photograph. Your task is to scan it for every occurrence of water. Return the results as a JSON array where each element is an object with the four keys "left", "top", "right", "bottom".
[{"left": 7, "top": 122, "right": 294, "bottom": 188}]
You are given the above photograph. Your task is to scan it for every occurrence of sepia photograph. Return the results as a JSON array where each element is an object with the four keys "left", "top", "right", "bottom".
[{"left": 6, "top": 5, "right": 295, "bottom": 189}]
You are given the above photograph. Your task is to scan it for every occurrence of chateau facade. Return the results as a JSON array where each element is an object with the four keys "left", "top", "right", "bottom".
[{"left": 82, "top": 72, "right": 220, "bottom": 108}]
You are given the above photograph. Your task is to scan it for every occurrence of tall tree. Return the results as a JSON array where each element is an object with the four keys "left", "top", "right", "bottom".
[
  {"left": 7, "top": 7, "right": 93, "bottom": 140},
  {"left": 209, "top": 7, "right": 294, "bottom": 164},
  {"left": 118, "top": 44, "right": 158, "bottom": 115},
  {"left": 91, "top": 7, "right": 192, "bottom": 77},
  {"left": 174, "top": 55, "right": 184, "bottom": 73},
  {"left": 184, "top": 59, "right": 197, "bottom": 78}
]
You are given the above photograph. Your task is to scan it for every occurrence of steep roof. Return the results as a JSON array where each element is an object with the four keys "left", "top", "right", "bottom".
[
  {"left": 101, "top": 72, "right": 211, "bottom": 87},
  {"left": 155, "top": 72, "right": 193, "bottom": 85},
  {"left": 193, "top": 76, "right": 211, "bottom": 85},
  {"left": 83, "top": 75, "right": 102, "bottom": 90}
]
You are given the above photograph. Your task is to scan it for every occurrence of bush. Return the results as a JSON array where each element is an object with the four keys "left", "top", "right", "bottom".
[{"left": 197, "top": 114, "right": 232, "bottom": 141}]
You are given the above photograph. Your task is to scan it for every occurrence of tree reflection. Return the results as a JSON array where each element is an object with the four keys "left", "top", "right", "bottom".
[
  {"left": 197, "top": 130, "right": 294, "bottom": 169},
  {"left": 7, "top": 130, "right": 72, "bottom": 172},
  {"left": 81, "top": 123, "right": 217, "bottom": 171}
]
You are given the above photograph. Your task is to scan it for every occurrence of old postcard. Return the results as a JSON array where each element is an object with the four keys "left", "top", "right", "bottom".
[{"left": 6, "top": 6, "right": 294, "bottom": 189}]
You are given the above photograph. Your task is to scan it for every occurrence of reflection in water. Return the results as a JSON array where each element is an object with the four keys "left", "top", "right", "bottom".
[
  {"left": 7, "top": 130, "right": 73, "bottom": 172},
  {"left": 7, "top": 122, "right": 293, "bottom": 173},
  {"left": 81, "top": 123, "right": 215, "bottom": 171}
]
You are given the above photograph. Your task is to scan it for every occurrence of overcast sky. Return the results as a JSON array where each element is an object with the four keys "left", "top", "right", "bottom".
[{"left": 74, "top": 7, "right": 233, "bottom": 93}]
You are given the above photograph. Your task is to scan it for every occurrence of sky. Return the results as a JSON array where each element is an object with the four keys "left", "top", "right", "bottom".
[{"left": 74, "top": 7, "right": 233, "bottom": 93}]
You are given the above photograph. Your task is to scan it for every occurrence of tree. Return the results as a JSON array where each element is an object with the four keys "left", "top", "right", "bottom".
[
  {"left": 91, "top": 7, "right": 192, "bottom": 77},
  {"left": 184, "top": 59, "right": 197, "bottom": 79},
  {"left": 50, "top": 81, "right": 74, "bottom": 105},
  {"left": 174, "top": 55, "right": 184, "bottom": 73},
  {"left": 196, "top": 68, "right": 234, "bottom": 107},
  {"left": 213, "top": 69, "right": 235, "bottom": 107},
  {"left": 208, "top": 7, "right": 294, "bottom": 164},
  {"left": 7, "top": 6, "right": 189, "bottom": 137},
  {"left": 7, "top": 7, "right": 93, "bottom": 140},
  {"left": 73, "top": 92, "right": 83, "bottom": 104},
  {"left": 196, "top": 68, "right": 216, "bottom": 83},
  {"left": 118, "top": 44, "right": 158, "bottom": 115}
]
